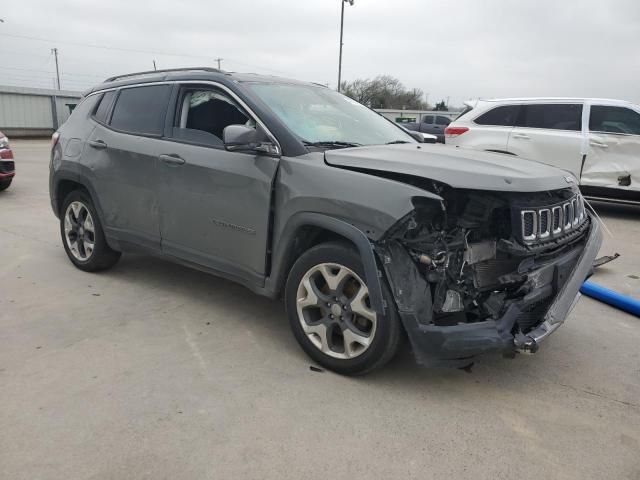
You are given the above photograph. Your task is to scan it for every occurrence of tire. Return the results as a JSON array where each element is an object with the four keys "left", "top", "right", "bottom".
[
  {"left": 0, "top": 178, "right": 12, "bottom": 191},
  {"left": 285, "top": 241, "right": 402, "bottom": 375},
  {"left": 60, "top": 190, "right": 121, "bottom": 272}
]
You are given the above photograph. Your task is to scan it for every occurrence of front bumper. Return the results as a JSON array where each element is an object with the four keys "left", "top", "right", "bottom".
[
  {"left": 0, "top": 159, "right": 15, "bottom": 179},
  {"left": 400, "top": 218, "right": 603, "bottom": 367}
]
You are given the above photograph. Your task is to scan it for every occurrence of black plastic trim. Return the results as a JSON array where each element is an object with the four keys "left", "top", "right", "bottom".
[{"left": 264, "top": 212, "right": 386, "bottom": 314}]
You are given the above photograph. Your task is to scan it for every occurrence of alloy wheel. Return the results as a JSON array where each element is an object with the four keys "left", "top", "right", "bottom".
[
  {"left": 64, "top": 201, "right": 96, "bottom": 261},
  {"left": 296, "top": 263, "right": 377, "bottom": 359}
]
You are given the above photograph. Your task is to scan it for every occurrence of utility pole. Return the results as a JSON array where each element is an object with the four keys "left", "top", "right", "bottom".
[
  {"left": 214, "top": 58, "right": 223, "bottom": 70},
  {"left": 337, "top": 0, "right": 354, "bottom": 92},
  {"left": 51, "top": 48, "right": 61, "bottom": 90}
]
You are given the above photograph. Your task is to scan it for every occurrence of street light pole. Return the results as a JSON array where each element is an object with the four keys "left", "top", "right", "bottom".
[{"left": 337, "top": 0, "right": 354, "bottom": 92}]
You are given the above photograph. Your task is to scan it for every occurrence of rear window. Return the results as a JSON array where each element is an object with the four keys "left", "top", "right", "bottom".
[
  {"left": 474, "top": 105, "right": 520, "bottom": 126},
  {"left": 109, "top": 85, "right": 172, "bottom": 136},
  {"left": 517, "top": 104, "right": 582, "bottom": 131},
  {"left": 589, "top": 106, "right": 640, "bottom": 135},
  {"left": 93, "top": 91, "right": 116, "bottom": 124},
  {"left": 455, "top": 105, "right": 473, "bottom": 120}
]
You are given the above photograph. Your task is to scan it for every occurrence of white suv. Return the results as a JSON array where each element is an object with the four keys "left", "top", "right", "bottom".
[{"left": 445, "top": 98, "right": 640, "bottom": 204}]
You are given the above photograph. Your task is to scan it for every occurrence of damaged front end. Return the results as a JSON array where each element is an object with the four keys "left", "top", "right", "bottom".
[{"left": 376, "top": 183, "right": 603, "bottom": 367}]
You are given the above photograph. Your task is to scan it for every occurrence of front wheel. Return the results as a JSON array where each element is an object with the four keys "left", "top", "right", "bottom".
[
  {"left": 285, "top": 242, "right": 402, "bottom": 375},
  {"left": 60, "top": 190, "right": 121, "bottom": 271}
]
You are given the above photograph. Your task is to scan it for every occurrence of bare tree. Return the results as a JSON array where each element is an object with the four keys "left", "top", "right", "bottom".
[{"left": 340, "top": 75, "right": 427, "bottom": 110}]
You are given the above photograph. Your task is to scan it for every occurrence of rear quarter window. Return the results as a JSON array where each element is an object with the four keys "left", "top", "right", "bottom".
[
  {"left": 109, "top": 85, "right": 172, "bottom": 136},
  {"left": 474, "top": 105, "right": 520, "bottom": 126},
  {"left": 92, "top": 91, "right": 116, "bottom": 124},
  {"left": 455, "top": 105, "right": 473, "bottom": 120}
]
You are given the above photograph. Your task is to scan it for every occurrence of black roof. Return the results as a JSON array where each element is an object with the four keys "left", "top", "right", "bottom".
[{"left": 83, "top": 67, "right": 322, "bottom": 96}]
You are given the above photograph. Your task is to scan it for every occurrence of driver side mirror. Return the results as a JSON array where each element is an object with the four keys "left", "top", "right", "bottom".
[{"left": 223, "top": 124, "right": 280, "bottom": 156}]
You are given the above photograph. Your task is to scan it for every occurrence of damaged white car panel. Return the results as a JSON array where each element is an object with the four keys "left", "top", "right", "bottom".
[{"left": 446, "top": 97, "right": 640, "bottom": 204}]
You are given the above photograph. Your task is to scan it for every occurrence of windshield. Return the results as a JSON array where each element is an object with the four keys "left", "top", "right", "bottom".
[{"left": 246, "top": 82, "right": 415, "bottom": 147}]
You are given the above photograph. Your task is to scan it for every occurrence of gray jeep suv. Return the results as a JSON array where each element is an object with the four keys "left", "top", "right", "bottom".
[{"left": 49, "top": 68, "right": 602, "bottom": 375}]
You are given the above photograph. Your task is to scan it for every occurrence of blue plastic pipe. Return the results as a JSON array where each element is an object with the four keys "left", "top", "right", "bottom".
[{"left": 580, "top": 281, "right": 640, "bottom": 317}]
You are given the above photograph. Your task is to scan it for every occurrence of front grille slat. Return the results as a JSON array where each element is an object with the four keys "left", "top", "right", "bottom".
[
  {"left": 519, "top": 193, "right": 587, "bottom": 244},
  {"left": 539, "top": 209, "right": 550, "bottom": 238},
  {"left": 552, "top": 206, "right": 562, "bottom": 234},
  {"left": 521, "top": 211, "right": 537, "bottom": 241}
]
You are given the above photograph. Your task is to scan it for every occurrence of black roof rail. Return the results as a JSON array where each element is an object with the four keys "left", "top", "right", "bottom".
[{"left": 104, "top": 67, "right": 222, "bottom": 83}]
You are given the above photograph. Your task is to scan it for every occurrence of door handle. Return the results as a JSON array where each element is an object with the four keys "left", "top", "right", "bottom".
[
  {"left": 512, "top": 133, "right": 530, "bottom": 140},
  {"left": 589, "top": 140, "right": 608, "bottom": 148},
  {"left": 88, "top": 139, "right": 107, "bottom": 149},
  {"left": 159, "top": 154, "right": 186, "bottom": 166}
]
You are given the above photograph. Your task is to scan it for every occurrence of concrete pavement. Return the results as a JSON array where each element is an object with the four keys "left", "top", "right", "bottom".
[{"left": 1, "top": 139, "right": 639, "bottom": 479}]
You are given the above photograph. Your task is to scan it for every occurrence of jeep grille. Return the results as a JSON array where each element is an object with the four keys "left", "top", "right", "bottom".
[{"left": 520, "top": 194, "right": 586, "bottom": 243}]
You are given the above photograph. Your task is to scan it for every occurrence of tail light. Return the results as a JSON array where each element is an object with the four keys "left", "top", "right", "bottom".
[
  {"left": 51, "top": 131, "right": 60, "bottom": 150},
  {"left": 444, "top": 126, "right": 469, "bottom": 138},
  {"left": 0, "top": 135, "right": 13, "bottom": 159}
]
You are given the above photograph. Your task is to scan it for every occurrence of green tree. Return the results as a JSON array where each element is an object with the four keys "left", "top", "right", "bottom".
[{"left": 433, "top": 100, "right": 448, "bottom": 111}]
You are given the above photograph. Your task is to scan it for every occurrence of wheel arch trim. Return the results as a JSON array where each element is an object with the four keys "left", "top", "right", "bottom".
[
  {"left": 51, "top": 171, "right": 105, "bottom": 221},
  {"left": 265, "top": 212, "right": 386, "bottom": 315}
]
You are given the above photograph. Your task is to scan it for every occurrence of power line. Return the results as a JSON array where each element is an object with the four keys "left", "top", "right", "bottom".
[
  {"left": 0, "top": 32, "right": 216, "bottom": 59},
  {"left": 2, "top": 65, "right": 103, "bottom": 78},
  {"left": 0, "top": 32, "right": 298, "bottom": 78}
]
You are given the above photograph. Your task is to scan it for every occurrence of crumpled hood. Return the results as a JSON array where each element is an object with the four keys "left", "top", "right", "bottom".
[{"left": 324, "top": 144, "right": 574, "bottom": 192}]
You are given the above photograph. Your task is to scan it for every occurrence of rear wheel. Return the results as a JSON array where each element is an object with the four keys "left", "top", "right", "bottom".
[
  {"left": 285, "top": 241, "right": 402, "bottom": 375},
  {"left": 0, "top": 178, "right": 12, "bottom": 191},
  {"left": 60, "top": 190, "right": 120, "bottom": 271}
]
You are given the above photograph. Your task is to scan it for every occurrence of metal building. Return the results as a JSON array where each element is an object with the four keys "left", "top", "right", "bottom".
[{"left": 0, "top": 85, "right": 82, "bottom": 137}]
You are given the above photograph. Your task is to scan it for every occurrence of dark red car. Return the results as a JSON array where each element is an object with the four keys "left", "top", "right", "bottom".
[{"left": 0, "top": 130, "right": 15, "bottom": 191}]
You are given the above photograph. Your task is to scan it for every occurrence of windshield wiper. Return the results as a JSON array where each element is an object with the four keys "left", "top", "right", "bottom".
[
  {"left": 385, "top": 140, "right": 411, "bottom": 144},
  {"left": 303, "top": 140, "right": 362, "bottom": 149}
]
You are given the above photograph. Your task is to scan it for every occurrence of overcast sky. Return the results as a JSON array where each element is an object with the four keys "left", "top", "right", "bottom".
[{"left": 1, "top": 0, "right": 639, "bottom": 106}]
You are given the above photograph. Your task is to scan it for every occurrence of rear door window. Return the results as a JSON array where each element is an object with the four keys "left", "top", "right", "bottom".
[
  {"left": 517, "top": 104, "right": 582, "bottom": 131},
  {"left": 474, "top": 105, "right": 520, "bottom": 126},
  {"left": 422, "top": 115, "right": 434, "bottom": 124},
  {"left": 435, "top": 116, "right": 450, "bottom": 126},
  {"left": 109, "top": 85, "right": 172, "bottom": 136},
  {"left": 589, "top": 106, "right": 640, "bottom": 135},
  {"left": 93, "top": 91, "right": 116, "bottom": 124}
]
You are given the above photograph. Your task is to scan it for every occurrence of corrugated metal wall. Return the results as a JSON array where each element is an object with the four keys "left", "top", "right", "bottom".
[
  {"left": 0, "top": 85, "right": 82, "bottom": 136},
  {"left": 54, "top": 96, "right": 82, "bottom": 128},
  {"left": 0, "top": 92, "right": 52, "bottom": 129}
]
